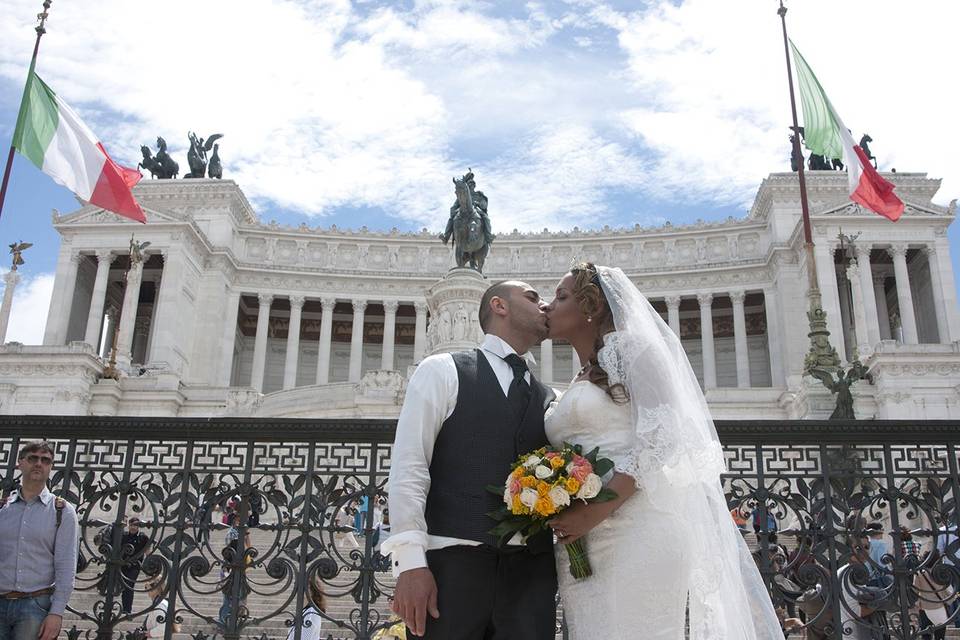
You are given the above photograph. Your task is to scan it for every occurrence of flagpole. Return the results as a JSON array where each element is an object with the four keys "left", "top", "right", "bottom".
[
  {"left": 777, "top": 0, "right": 841, "bottom": 373},
  {"left": 0, "top": 1, "right": 52, "bottom": 223}
]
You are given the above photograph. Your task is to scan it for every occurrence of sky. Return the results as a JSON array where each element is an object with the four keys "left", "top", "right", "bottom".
[{"left": 0, "top": 0, "right": 957, "bottom": 344}]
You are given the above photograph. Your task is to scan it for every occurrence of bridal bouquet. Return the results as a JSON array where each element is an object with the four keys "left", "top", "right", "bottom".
[{"left": 487, "top": 443, "right": 616, "bottom": 579}]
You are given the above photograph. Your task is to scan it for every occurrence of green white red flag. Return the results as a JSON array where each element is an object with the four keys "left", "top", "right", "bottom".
[
  {"left": 789, "top": 40, "right": 904, "bottom": 222},
  {"left": 12, "top": 72, "right": 145, "bottom": 223}
]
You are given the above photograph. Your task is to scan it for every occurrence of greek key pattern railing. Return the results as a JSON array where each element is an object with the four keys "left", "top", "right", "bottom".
[{"left": 2, "top": 417, "right": 960, "bottom": 640}]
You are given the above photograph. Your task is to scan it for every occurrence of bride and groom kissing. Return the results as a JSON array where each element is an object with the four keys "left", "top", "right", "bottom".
[{"left": 383, "top": 263, "right": 782, "bottom": 640}]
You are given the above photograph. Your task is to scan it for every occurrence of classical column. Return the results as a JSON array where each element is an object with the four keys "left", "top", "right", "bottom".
[
  {"left": 43, "top": 250, "right": 81, "bottom": 345},
  {"left": 540, "top": 338, "right": 554, "bottom": 383},
  {"left": 924, "top": 246, "right": 950, "bottom": 343},
  {"left": 348, "top": 299, "right": 367, "bottom": 382},
  {"left": 730, "top": 291, "right": 751, "bottom": 388},
  {"left": 102, "top": 306, "right": 119, "bottom": 359},
  {"left": 250, "top": 293, "right": 273, "bottom": 392},
  {"left": 147, "top": 249, "right": 184, "bottom": 367},
  {"left": 83, "top": 250, "right": 113, "bottom": 348},
  {"left": 413, "top": 301, "right": 428, "bottom": 363},
  {"left": 888, "top": 244, "right": 918, "bottom": 344},
  {"left": 315, "top": 297, "right": 335, "bottom": 385},
  {"left": 813, "top": 242, "right": 846, "bottom": 361},
  {"left": 854, "top": 245, "right": 881, "bottom": 347},
  {"left": 381, "top": 300, "right": 399, "bottom": 371},
  {"left": 873, "top": 274, "right": 892, "bottom": 340},
  {"left": 115, "top": 260, "right": 144, "bottom": 364},
  {"left": 846, "top": 263, "right": 871, "bottom": 358},
  {"left": 665, "top": 295, "right": 682, "bottom": 338},
  {"left": 763, "top": 288, "right": 786, "bottom": 387},
  {"left": 697, "top": 293, "right": 716, "bottom": 389},
  {"left": 283, "top": 296, "right": 304, "bottom": 390},
  {"left": 218, "top": 290, "right": 242, "bottom": 387},
  {"left": 0, "top": 271, "right": 21, "bottom": 343}
]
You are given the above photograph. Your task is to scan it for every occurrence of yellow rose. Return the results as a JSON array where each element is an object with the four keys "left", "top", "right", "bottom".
[
  {"left": 537, "top": 480, "right": 551, "bottom": 496},
  {"left": 565, "top": 477, "right": 581, "bottom": 494},
  {"left": 512, "top": 494, "right": 525, "bottom": 514},
  {"left": 534, "top": 496, "right": 555, "bottom": 517},
  {"left": 511, "top": 467, "right": 524, "bottom": 478},
  {"left": 521, "top": 476, "right": 538, "bottom": 489},
  {"left": 550, "top": 456, "right": 565, "bottom": 470}
]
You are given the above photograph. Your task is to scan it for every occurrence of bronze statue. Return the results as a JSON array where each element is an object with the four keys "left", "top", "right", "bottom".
[
  {"left": 208, "top": 143, "right": 223, "bottom": 179},
  {"left": 859, "top": 134, "right": 877, "bottom": 169},
  {"left": 441, "top": 170, "right": 492, "bottom": 272},
  {"left": 808, "top": 361, "right": 869, "bottom": 420},
  {"left": 184, "top": 132, "right": 223, "bottom": 178},
  {"left": 138, "top": 137, "right": 179, "bottom": 179},
  {"left": 8, "top": 241, "right": 32, "bottom": 271},
  {"left": 129, "top": 235, "right": 151, "bottom": 265}
]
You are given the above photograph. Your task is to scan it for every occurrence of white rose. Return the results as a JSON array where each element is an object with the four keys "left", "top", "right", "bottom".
[
  {"left": 503, "top": 486, "right": 513, "bottom": 507},
  {"left": 534, "top": 464, "right": 553, "bottom": 480},
  {"left": 523, "top": 455, "right": 541, "bottom": 468},
  {"left": 576, "top": 473, "right": 603, "bottom": 500},
  {"left": 548, "top": 485, "right": 571, "bottom": 509},
  {"left": 519, "top": 488, "right": 538, "bottom": 509}
]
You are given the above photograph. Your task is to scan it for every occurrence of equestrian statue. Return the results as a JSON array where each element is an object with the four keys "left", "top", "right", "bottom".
[{"left": 441, "top": 170, "right": 494, "bottom": 272}]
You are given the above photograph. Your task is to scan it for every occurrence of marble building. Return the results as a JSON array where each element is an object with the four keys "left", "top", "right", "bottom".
[{"left": 0, "top": 171, "right": 957, "bottom": 420}]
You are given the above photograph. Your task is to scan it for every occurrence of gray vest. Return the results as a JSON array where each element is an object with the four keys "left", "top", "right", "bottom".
[{"left": 424, "top": 349, "right": 552, "bottom": 548}]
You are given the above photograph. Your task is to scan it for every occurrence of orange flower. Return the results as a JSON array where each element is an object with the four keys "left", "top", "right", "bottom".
[
  {"left": 550, "top": 456, "right": 565, "bottom": 470},
  {"left": 565, "top": 477, "right": 581, "bottom": 494},
  {"left": 521, "top": 476, "right": 538, "bottom": 489},
  {"left": 537, "top": 480, "right": 551, "bottom": 496},
  {"left": 534, "top": 496, "right": 555, "bottom": 517},
  {"left": 512, "top": 494, "right": 526, "bottom": 514}
]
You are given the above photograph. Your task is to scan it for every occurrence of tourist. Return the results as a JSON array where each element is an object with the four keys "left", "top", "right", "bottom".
[
  {"left": 286, "top": 575, "right": 326, "bottom": 640},
  {"left": 142, "top": 578, "right": 180, "bottom": 638},
  {"left": 121, "top": 516, "right": 150, "bottom": 614},
  {"left": 866, "top": 522, "right": 893, "bottom": 585},
  {"left": 0, "top": 441, "right": 79, "bottom": 640},
  {"left": 901, "top": 526, "right": 922, "bottom": 561},
  {"left": 837, "top": 535, "right": 875, "bottom": 640}
]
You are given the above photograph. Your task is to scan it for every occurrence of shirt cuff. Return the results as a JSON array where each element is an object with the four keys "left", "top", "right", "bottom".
[
  {"left": 390, "top": 544, "right": 428, "bottom": 578},
  {"left": 50, "top": 595, "right": 67, "bottom": 616}
]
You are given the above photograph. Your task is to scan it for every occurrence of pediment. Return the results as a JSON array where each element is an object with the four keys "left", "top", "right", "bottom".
[
  {"left": 817, "top": 199, "right": 950, "bottom": 218},
  {"left": 54, "top": 203, "right": 185, "bottom": 226}
]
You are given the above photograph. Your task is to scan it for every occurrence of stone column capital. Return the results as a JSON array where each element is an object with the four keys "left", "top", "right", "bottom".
[
  {"left": 872, "top": 273, "right": 888, "bottom": 286},
  {"left": 697, "top": 293, "right": 714, "bottom": 307},
  {"left": 95, "top": 249, "right": 114, "bottom": 262},
  {"left": 382, "top": 300, "right": 400, "bottom": 315},
  {"left": 289, "top": 295, "right": 305, "bottom": 309},
  {"left": 3, "top": 271, "right": 21, "bottom": 286},
  {"left": 258, "top": 293, "right": 274, "bottom": 307},
  {"left": 887, "top": 243, "right": 909, "bottom": 259},
  {"left": 728, "top": 290, "right": 746, "bottom": 306},
  {"left": 414, "top": 301, "right": 429, "bottom": 315},
  {"left": 352, "top": 299, "right": 367, "bottom": 313},
  {"left": 68, "top": 250, "right": 82, "bottom": 265},
  {"left": 853, "top": 243, "right": 873, "bottom": 260},
  {"left": 664, "top": 295, "right": 682, "bottom": 309},
  {"left": 923, "top": 244, "right": 937, "bottom": 257},
  {"left": 320, "top": 296, "right": 336, "bottom": 310}
]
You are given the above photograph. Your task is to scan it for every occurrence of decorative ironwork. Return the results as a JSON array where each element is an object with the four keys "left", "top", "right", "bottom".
[{"left": 2, "top": 417, "right": 960, "bottom": 640}]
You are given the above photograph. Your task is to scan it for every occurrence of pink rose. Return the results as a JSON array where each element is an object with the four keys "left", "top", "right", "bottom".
[
  {"left": 571, "top": 462, "right": 591, "bottom": 483},
  {"left": 509, "top": 477, "right": 521, "bottom": 494}
]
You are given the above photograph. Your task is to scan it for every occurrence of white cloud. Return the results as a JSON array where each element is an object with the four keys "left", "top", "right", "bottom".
[
  {"left": 0, "top": 0, "right": 955, "bottom": 235},
  {"left": 1, "top": 271, "right": 53, "bottom": 345}
]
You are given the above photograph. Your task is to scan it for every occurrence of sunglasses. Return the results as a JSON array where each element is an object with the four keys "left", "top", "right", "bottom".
[{"left": 23, "top": 454, "right": 53, "bottom": 465}]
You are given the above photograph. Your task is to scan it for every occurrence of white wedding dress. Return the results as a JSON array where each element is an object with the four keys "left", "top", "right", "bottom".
[{"left": 545, "top": 379, "right": 691, "bottom": 640}]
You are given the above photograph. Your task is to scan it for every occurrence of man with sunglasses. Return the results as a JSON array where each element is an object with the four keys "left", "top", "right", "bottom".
[{"left": 0, "top": 441, "right": 78, "bottom": 640}]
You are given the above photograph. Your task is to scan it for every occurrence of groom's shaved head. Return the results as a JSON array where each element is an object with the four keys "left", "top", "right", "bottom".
[{"left": 479, "top": 280, "right": 535, "bottom": 332}]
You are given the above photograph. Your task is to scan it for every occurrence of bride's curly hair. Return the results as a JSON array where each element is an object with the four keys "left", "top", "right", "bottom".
[{"left": 569, "top": 262, "right": 628, "bottom": 403}]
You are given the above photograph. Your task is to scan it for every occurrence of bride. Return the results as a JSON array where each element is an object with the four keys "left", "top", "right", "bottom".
[{"left": 543, "top": 263, "right": 782, "bottom": 640}]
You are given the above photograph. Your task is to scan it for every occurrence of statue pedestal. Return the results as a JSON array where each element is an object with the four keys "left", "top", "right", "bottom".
[
  {"left": 0, "top": 271, "right": 21, "bottom": 344},
  {"left": 425, "top": 268, "right": 487, "bottom": 355}
]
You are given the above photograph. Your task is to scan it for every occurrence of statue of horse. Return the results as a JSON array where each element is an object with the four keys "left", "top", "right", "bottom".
[
  {"left": 151, "top": 137, "right": 179, "bottom": 179},
  {"left": 859, "top": 134, "right": 877, "bottom": 169},
  {"left": 450, "top": 176, "right": 489, "bottom": 271},
  {"left": 138, "top": 146, "right": 161, "bottom": 179}
]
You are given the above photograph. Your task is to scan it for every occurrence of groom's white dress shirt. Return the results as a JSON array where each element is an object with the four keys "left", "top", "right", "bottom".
[{"left": 382, "top": 333, "right": 538, "bottom": 577}]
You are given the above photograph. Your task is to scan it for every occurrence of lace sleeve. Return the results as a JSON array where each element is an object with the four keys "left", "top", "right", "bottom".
[{"left": 597, "top": 331, "right": 724, "bottom": 493}]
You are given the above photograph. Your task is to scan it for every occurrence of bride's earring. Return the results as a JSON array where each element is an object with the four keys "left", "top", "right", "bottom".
[{"left": 587, "top": 316, "right": 592, "bottom": 323}]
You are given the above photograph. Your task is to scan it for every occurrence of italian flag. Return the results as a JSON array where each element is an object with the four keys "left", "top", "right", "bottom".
[
  {"left": 790, "top": 40, "right": 904, "bottom": 222},
  {"left": 12, "top": 72, "right": 145, "bottom": 223}
]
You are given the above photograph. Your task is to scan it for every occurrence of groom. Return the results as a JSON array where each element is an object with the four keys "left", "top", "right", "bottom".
[{"left": 384, "top": 281, "right": 558, "bottom": 639}]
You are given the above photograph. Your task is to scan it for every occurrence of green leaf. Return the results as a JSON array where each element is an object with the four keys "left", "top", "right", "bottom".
[
  {"left": 591, "top": 488, "right": 619, "bottom": 503},
  {"left": 486, "top": 484, "right": 505, "bottom": 497},
  {"left": 593, "top": 458, "right": 614, "bottom": 477}
]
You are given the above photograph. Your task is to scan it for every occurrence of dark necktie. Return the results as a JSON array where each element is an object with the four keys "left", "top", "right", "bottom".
[{"left": 503, "top": 353, "right": 531, "bottom": 418}]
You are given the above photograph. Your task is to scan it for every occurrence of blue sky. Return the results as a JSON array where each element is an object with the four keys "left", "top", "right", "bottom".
[{"left": 0, "top": 0, "right": 957, "bottom": 342}]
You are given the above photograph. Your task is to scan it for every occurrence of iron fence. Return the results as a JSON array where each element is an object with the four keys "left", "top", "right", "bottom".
[{"left": 2, "top": 416, "right": 960, "bottom": 640}]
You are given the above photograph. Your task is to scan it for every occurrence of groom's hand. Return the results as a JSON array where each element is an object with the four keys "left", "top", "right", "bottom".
[{"left": 393, "top": 567, "right": 439, "bottom": 636}]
